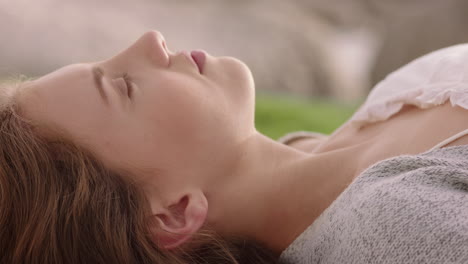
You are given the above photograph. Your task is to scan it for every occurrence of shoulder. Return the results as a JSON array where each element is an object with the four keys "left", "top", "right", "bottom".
[{"left": 280, "top": 146, "right": 468, "bottom": 264}]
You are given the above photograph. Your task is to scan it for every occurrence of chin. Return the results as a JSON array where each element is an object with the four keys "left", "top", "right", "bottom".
[{"left": 220, "top": 56, "right": 255, "bottom": 89}]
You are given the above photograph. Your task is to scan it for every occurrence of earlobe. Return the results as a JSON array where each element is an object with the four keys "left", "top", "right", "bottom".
[{"left": 151, "top": 191, "right": 208, "bottom": 249}]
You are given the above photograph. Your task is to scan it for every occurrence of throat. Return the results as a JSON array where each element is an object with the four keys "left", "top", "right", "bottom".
[{"left": 259, "top": 139, "right": 372, "bottom": 254}]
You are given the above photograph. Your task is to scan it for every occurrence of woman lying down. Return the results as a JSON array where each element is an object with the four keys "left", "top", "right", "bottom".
[{"left": 0, "top": 30, "right": 467, "bottom": 264}]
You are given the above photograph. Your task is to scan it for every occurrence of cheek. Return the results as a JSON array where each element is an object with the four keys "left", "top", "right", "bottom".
[
  {"left": 139, "top": 88, "right": 213, "bottom": 149},
  {"left": 90, "top": 121, "right": 150, "bottom": 167}
]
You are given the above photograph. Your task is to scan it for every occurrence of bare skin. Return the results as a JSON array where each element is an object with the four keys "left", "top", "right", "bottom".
[
  {"left": 287, "top": 101, "right": 468, "bottom": 177},
  {"left": 15, "top": 30, "right": 468, "bottom": 256},
  {"left": 284, "top": 136, "right": 325, "bottom": 153}
]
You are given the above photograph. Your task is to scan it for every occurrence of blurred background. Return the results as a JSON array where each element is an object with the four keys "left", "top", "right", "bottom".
[{"left": 1, "top": 0, "right": 468, "bottom": 139}]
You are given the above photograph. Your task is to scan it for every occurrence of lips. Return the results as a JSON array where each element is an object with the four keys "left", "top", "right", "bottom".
[{"left": 190, "top": 50, "right": 206, "bottom": 74}]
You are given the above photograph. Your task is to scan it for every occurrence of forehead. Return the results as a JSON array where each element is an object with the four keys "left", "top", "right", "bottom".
[
  {"left": 34, "top": 64, "right": 91, "bottom": 88},
  {"left": 19, "top": 64, "right": 93, "bottom": 103},
  {"left": 17, "top": 63, "right": 108, "bottom": 128}
]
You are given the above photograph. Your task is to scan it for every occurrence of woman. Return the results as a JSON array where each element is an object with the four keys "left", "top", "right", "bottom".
[{"left": 0, "top": 30, "right": 467, "bottom": 263}]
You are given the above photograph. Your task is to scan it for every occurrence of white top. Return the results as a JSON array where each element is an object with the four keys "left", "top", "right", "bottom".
[{"left": 348, "top": 43, "right": 468, "bottom": 150}]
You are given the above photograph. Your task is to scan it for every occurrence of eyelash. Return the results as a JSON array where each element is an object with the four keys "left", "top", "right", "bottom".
[{"left": 122, "top": 73, "right": 133, "bottom": 98}]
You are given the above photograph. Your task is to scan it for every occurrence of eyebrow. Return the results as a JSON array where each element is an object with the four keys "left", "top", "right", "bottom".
[{"left": 92, "top": 66, "right": 109, "bottom": 104}]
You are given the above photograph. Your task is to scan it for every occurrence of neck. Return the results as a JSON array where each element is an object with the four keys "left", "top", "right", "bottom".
[{"left": 204, "top": 131, "right": 371, "bottom": 256}]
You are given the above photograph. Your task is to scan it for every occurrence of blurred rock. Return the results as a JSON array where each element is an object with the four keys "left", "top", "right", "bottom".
[
  {"left": 367, "top": 0, "right": 468, "bottom": 88},
  {"left": 295, "top": 0, "right": 468, "bottom": 90}
]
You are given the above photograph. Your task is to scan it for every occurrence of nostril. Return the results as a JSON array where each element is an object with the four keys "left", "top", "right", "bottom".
[
  {"left": 162, "top": 40, "right": 169, "bottom": 53},
  {"left": 161, "top": 39, "right": 173, "bottom": 56},
  {"left": 144, "top": 30, "right": 171, "bottom": 66}
]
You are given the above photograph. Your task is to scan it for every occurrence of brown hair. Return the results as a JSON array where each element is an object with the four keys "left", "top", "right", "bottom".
[{"left": 0, "top": 81, "right": 279, "bottom": 263}]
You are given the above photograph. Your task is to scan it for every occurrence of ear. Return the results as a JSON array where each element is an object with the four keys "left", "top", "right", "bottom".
[{"left": 150, "top": 190, "right": 208, "bottom": 250}]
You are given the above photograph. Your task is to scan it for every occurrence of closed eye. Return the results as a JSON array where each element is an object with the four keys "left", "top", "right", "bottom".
[{"left": 121, "top": 73, "right": 134, "bottom": 99}]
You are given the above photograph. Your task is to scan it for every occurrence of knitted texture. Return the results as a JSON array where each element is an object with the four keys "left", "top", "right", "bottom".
[{"left": 279, "top": 145, "right": 468, "bottom": 264}]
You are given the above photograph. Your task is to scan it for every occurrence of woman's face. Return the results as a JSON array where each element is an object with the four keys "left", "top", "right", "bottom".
[{"left": 18, "top": 30, "right": 256, "bottom": 189}]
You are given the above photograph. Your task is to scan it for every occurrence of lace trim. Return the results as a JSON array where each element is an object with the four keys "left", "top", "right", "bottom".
[
  {"left": 349, "top": 43, "right": 468, "bottom": 129},
  {"left": 349, "top": 83, "right": 468, "bottom": 128}
]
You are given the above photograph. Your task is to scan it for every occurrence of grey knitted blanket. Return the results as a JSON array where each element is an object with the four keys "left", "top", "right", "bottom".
[{"left": 279, "top": 145, "right": 468, "bottom": 264}]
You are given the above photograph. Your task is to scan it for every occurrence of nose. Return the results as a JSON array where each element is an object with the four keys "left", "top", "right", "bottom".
[
  {"left": 103, "top": 30, "right": 170, "bottom": 69},
  {"left": 144, "top": 30, "right": 167, "bottom": 51},
  {"left": 142, "top": 30, "right": 170, "bottom": 67}
]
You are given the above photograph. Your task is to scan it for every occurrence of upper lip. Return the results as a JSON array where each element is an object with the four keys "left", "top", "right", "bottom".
[{"left": 182, "top": 51, "right": 200, "bottom": 72}]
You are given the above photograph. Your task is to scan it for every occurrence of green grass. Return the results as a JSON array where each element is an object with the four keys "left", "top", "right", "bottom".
[{"left": 254, "top": 91, "right": 364, "bottom": 140}]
